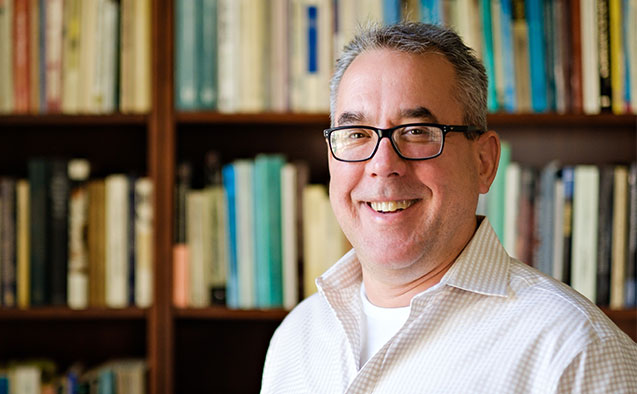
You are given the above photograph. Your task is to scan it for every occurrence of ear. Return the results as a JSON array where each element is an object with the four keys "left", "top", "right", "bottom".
[{"left": 475, "top": 130, "right": 501, "bottom": 194}]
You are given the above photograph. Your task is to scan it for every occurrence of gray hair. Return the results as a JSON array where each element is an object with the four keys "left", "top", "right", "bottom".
[{"left": 329, "top": 22, "right": 488, "bottom": 138}]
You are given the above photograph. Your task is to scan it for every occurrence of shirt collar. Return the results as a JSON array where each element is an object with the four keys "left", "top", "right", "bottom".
[{"left": 317, "top": 216, "right": 510, "bottom": 304}]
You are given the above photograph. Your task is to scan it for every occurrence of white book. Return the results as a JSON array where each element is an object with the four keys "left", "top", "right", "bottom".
[
  {"left": 100, "top": 0, "right": 119, "bottom": 113},
  {"left": 239, "top": 0, "right": 267, "bottom": 112},
  {"left": 269, "top": 0, "right": 290, "bottom": 112},
  {"left": 580, "top": 0, "right": 600, "bottom": 114},
  {"left": 12, "top": 364, "right": 41, "bottom": 394},
  {"left": 67, "top": 159, "right": 91, "bottom": 309},
  {"left": 187, "top": 190, "right": 211, "bottom": 307},
  {"left": 79, "top": 0, "right": 98, "bottom": 113},
  {"left": 552, "top": 177, "right": 565, "bottom": 281},
  {"left": 303, "top": 185, "right": 328, "bottom": 297},
  {"left": 135, "top": 177, "right": 153, "bottom": 308},
  {"left": 0, "top": 0, "right": 14, "bottom": 113},
  {"left": 571, "top": 166, "right": 599, "bottom": 302},
  {"left": 105, "top": 174, "right": 130, "bottom": 308},
  {"left": 303, "top": 0, "right": 333, "bottom": 113},
  {"left": 281, "top": 163, "right": 298, "bottom": 310},
  {"left": 503, "top": 162, "right": 520, "bottom": 258},
  {"left": 234, "top": 160, "right": 255, "bottom": 308},
  {"left": 217, "top": 0, "right": 241, "bottom": 113}
]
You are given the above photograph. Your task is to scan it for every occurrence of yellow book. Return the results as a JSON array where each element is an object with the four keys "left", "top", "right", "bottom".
[
  {"left": 133, "top": 0, "right": 151, "bottom": 113},
  {"left": 17, "top": 180, "right": 30, "bottom": 309},
  {"left": 609, "top": 0, "right": 625, "bottom": 114}
]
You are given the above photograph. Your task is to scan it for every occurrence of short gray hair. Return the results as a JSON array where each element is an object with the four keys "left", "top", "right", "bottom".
[{"left": 329, "top": 22, "right": 487, "bottom": 138}]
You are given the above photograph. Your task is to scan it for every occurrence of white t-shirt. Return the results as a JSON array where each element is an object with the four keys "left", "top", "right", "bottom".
[{"left": 359, "top": 284, "right": 410, "bottom": 367}]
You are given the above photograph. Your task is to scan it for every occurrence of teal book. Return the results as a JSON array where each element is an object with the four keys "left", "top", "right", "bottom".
[
  {"left": 480, "top": 0, "right": 498, "bottom": 112},
  {"left": 254, "top": 155, "right": 285, "bottom": 308},
  {"left": 199, "top": 0, "right": 218, "bottom": 109},
  {"left": 175, "top": 0, "right": 200, "bottom": 110},
  {"left": 383, "top": 0, "right": 401, "bottom": 25},
  {"left": 500, "top": 0, "right": 517, "bottom": 112},
  {"left": 222, "top": 164, "right": 239, "bottom": 308},
  {"left": 525, "top": 0, "right": 548, "bottom": 112},
  {"left": 487, "top": 142, "right": 511, "bottom": 242},
  {"left": 98, "top": 368, "right": 116, "bottom": 394},
  {"left": 253, "top": 156, "right": 269, "bottom": 307},
  {"left": 265, "top": 155, "right": 285, "bottom": 307},
  {"left": 420, "top": 0, "right": 443, "bottom": 25}
]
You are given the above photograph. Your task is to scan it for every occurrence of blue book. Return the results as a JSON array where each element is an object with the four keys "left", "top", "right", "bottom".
[
  {"left": 480, "top": 0, "right": 498, "bottom": 112},
  {"left": 420, "top": 0, "right": 443, "bottom": 25},
  {"left": 383, "top": 0, "right": 401, "bottom": 25},
  {"left": 487, "top": 142, "right": 511, "bottom": 241},
  {"left": 175, "top": 0, "right": 201, "bottom": 110},
  {"left": 500, "top": 0, "right": 517, "bottom": 112},
  {"left": 199, "top": 0, "right": 218, "bottom": 109},
  {"left": 525, "top": 0, "right": 548, "bottom": 112},
  {"left": 0, "top": 374, "right": 7, "bottom": 394},
  {"left": 222, "top": 164, "right": 239, "bottom": 308}
]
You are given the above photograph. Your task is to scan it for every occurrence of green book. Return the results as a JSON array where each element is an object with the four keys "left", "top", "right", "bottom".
[
  {"left": 175, "top": 0, "right": 200, "bottom": 110},
  {"left": 487, "top": 142, "right": 511, "bottom": 241},
  {"left": 199, "top": 0, "right": 218, "bottom": 109}
]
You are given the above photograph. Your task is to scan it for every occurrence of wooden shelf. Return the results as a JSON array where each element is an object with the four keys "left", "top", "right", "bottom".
[
  {"left": 0, "top": 113, "right": 148, "bottom": 126},
  {"left": 176, "top": 111, "right": 329, "bottom": 125},
  {"left": 487, "top": 113, "right": 637, "bottom": 128},
  {"left": 0, "top": 307, "right": 148, "bottom": 320},
  {"left": 174, "top": 307, "right": 288, "bottom": 321}
]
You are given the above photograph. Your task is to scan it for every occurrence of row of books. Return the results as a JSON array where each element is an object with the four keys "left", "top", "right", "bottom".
[
  {"left": 172, "top": 153, "right": 349, "bottom": 310},
  {"left": 0, "top": 159, "right": 154, "bottom": 310},
  {"left": 0, "top": 359, "right": 146, "bottom": 394},
  {"left": 0, "top": 0, "right": 151, "bottom": 115},
  {"left": 482, "top": 148, "right": 636, "bottom": 309},
  {"left": 174, "top": 0, "right": 637, "bottom": 115}
]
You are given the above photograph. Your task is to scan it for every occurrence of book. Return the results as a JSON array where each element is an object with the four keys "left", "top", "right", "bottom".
[
  {"left": 281, "top": 163, "right": 298, "bottom": 309},
  {"left": 486, "top": 141, "right": 510, "bottom": 242},
  {"left": 199, "top": 0, "right": 218, "bottom": 110},
  {"left": 626, "top": 162, "right": 637, "bottom": 307},
  {"left": 67, "top": 159, "right": 90, "bottom": 309},
  {"left": 609, "top": 0, "right": 625, "bottom": 114},
  {"left": 0, "top": 0, "right": 14, "bottom": 113},
  {"left": 13, "top": 0, "right": 30, "bottom": 113},
  {"left": 569, "top": 0, "right": 584, "bottom": 113},
  {"left": 61, "top": 0, "right": 81, "bottom": 113},
  {"left": 16, "top": 179, "right": 29, "bottom": 309},
  {"left": 571, "top": 165, "right": 599, "bottom": 302},
  {"left": 516, "top": 166, "right": 536, "bottom": 265},
  {"left": 526, "top": 0, "right": 548, "bottom": 112},
  {"left": 87, "top": 179, "right": 106, "bottom": 307},
  {"left": 0, "top": 177, "right": 17, "bottom": 307},
  {"left": 49, "top": 159, "right": 69, "bottom": 306},
  {"left": 204, "top": 151, "right": 226, "bottom": 305},
  {"left": 581, "top": 0, "right": 601, "bottom": 114},
  {"left": 173, "top": 162, "right": 192, "bottom": 307},
  {"left": 105, "top": 174, "right": 130, "bottom": 308},
  {"left": 238, "top": 0, "right": 267, "bottom": 112},
  {"left": 552, "top": 0, "right": 570, "bottom": 113},
  {"left": 175, "top": 0, "right": 200, "bottom": 110},
  {"left": 222, "top": 163, "right": 239, "bottom": 308},
  {"left": 552, "top": 174, "right": 565, "bottom": 281},
  {"left": 28, "top": 0, "right": 39, "bottom": 114},
  {"left": 503, "top": 162, "right": 520, "bottom": 257},
  {"left": 535, "top": 161, "right": 559, "bottom": 276},
  {"left": 186, "top": 189, "right": 211, "bottom": 307},
  {"left": 217, "top": 0, "right": 241, "bottom": 113},
  {"left": 596, "top": 166, "right": 615, "bottom": 306},
  {"left": 479, "top": 0, "right": 498, "bottom": 111},
  {"left": 134, "top": 177, "right": 153, "bottom": 308},
  {"left": 561, "top": 166, "right": 575, "bottom": 285},
  {"left": 609, "top": 166, "right": 629, "bottom": 309},
  {"left": 44, "top": 0, "right": 63, "bottom": 112},
  {"left": 234, "top": 159, "right": 255, "bottom": 308},
  {"left": 512, "top": 0, "right": 531, "bottom": 112},
  {"left": 132, "top": 0, "right": 151, "bottom": 113},
  {"left": 269, "top": 0, "right": 290, "bottom": 112},
  {"left": 597, "top": 0, "right": 612, "bottom": 111},
  {"left": 28, "top": 158, "right": 49, "bottom": 306}
]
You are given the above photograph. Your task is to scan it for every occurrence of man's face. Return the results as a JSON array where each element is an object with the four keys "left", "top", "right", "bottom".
[{"left": 329, "top": 48, "right": 493, "bottom": 284}]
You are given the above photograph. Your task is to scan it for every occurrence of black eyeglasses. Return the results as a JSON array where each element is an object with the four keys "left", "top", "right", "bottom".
[{"left": 323, "top": 123, "right": 483, "bottom": 162}]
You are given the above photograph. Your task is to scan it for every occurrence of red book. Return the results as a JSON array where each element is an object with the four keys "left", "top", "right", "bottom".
[
  {"left": 13, "top": 0, "right": 30, "bottom": 113},
  {"left": 569, "top": 0, "right": 583, "bottom": 113}
]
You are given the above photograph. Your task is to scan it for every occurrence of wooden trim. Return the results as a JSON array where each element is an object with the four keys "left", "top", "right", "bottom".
[
  {"left": 0, "top": 307, "right": 147, "bottom": 320},
  {"left": 174, "top": 307, "right": 288, "bottom": 321},
  {"left": 176, "top": 111, "right": 329, "bottom": 125},
  {"left": 0, "top": 113, "right": 148, "bottom": 126},
  {"left": 148, "top": 0, "right": 175, "bottom": 393}
]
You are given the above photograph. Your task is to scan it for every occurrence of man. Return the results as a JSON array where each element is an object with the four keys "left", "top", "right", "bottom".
[{"left": 261, "top": 23, "right": 636, "bottom": 393}]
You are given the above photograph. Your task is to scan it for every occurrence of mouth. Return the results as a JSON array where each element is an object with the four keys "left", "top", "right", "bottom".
[{"left": 367, "top": 199, "right": 418, "bottom": 213}]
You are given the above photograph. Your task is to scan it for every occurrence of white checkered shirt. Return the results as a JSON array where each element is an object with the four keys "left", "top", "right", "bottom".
[{"left": 261, "top": 218, "right": 637, "bottom": 393}]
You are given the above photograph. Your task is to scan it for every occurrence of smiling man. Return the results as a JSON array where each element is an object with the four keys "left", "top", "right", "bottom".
[{"left": 261, "top": 23, "right": 636, "bottom": 393}]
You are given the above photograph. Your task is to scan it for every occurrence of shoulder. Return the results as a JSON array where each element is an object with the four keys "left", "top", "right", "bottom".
[
  {"left": 506, "top": 258, "right": 631, "bottom": 345},
  {"left": 271, "top": 292, "right": 336, "bottom": 346}
]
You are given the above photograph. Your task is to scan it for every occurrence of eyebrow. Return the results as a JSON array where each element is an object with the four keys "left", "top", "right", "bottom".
[
  {"left": 336, "top": 111, "right": 366, "bottom": 126},
  {"left": 336, "top": 106, "right": 440, "bottom": 126},
  {"left": 400, "top": 107, "right": 439, "bottom": 123}
]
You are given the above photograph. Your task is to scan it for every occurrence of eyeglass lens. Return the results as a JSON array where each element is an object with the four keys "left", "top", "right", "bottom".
[{"left": 329, "top": 125, "right": 444, "bottom": 161}]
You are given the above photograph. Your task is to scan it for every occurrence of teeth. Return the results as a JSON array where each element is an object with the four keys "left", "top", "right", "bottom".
[{"left": 369, "top": 200, "right": 415, "bottom": 213}]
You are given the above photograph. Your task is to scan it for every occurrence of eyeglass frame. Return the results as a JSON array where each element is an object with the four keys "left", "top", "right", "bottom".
[{"left": 323, "top": 122, "right": 484, "bottom": 162}]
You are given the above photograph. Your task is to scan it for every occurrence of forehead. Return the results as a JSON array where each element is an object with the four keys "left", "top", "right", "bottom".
[{"left": 335, "top": 48, "right": 462, "bottom": 124}]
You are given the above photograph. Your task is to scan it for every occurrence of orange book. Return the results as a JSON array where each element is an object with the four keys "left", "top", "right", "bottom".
[
  {"left": 173, "top": 244, "right": 190, "bottom": 308},
  {"left": 13, "top": 0, "right": 30, "bottom": 113}
]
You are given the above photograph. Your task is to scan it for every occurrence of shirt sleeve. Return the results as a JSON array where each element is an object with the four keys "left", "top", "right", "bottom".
[{"left": 556, "top": 335, "right": 637, "bottom": 393}]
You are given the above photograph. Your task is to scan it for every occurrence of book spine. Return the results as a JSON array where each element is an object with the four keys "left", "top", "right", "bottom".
[
  {"left": 49, "top": 159, "right": 69, "bottom": 306},
  {"left": 199, "top": 0, "right": 218, "bottom": 109},
  {"left": 526, "top": 0, "right": 548, "bottom": 112},
  {"left": 596, "top": 166, "right": 614, "bottom": 306},
  {"left": 222, "top": 164, "right": 239, "bottom": 308},
  {"left": 13, "top": 0, "right": 30, "bottom": 113},
  {"left": 597, "top": 0, "right": 612, "bottom": 111},
  {"left": 175, "top": 0, "right": 199, "bottom": 110},
  {"left": 609, "top": 0, "right": 625, "bottom": 114},
  {"left": 134, "top": 177, "right": 153, "bottom": 308},
  {"left": 105, "top": 174, "right": 129, "bottom": 308},
  {"left": 569, "top": 0, "right": 584, "bottom": 113},
  {"left": 67, "top": 159, "right": 90, "bottom": 309},
  {"left": 479, "top": 0, "right": 498, "bottom": 111},
  {"left": 44, "top": 0, "right": 63, "bottom": 112},
  {"left": 609, "top": 166, "right": 628, "bottom": 309},
  {"left": 1, "top": 178, "right": 17, "bottom": 307},
  {"left": 0, "top": 0, "right": 15, "bottom": 113},
  {"left": 16, "top": 179, "right": 30, "bottom": 309},
  {"left": 28, "top": 159, "right": 49, "bottom": 306}
]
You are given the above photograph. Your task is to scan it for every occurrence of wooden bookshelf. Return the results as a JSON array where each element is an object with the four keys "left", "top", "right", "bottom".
[{"left": 1, "top": 0, "right": 636, "bottom": 392}]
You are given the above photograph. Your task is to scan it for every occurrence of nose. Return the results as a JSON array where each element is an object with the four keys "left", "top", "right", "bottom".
[{"left": 366, "top": 137, "right": 406, "bottom": 177}]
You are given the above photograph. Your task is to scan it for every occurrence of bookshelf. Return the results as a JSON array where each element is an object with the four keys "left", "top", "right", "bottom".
[{"left": 0, "top": 1, "right": 636, "bottom": 394}]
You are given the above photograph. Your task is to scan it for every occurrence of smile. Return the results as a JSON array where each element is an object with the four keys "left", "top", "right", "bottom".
[{"left": 368, "top": 200, "right": 417, "bottom": 213}]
